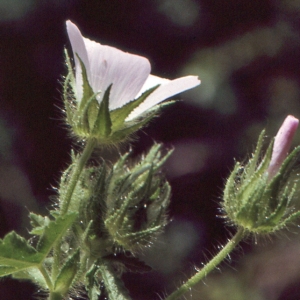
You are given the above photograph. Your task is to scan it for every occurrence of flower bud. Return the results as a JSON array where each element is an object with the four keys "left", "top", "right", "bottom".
[
  {"left": 103, "top": 144, "right": 172, "bottom": 251},
  {"left": 69, "top": 144, "right": 172, "bottom": 257},
  {"left": 223, "top": 116, "right": 300, "bottom": 234},
  {"left": 267, "top": 115, "right": 299, "bottom": 178}
]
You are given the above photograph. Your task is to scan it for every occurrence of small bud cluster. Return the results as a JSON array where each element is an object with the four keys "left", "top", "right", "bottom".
[{"left": 57, "top": 144, "right": 172, "bottom": 269}]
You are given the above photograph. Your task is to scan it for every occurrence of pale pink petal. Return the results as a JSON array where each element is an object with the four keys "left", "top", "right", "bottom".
[
  {"left": 126, "top": 76, "right": 201, "bottom": 120},
  {"left": 84, "top": 41, "right": 151, "bottom": 109},
  {"left": 66, "top": 20, "right": 151, "bottom": 109},
  {"left": 66, "top": 21, "right": 90, "bottom": 102},
  {"left": 268, "top": 115, "right": 299, "bottom": 179},
  {"left": 137, "top": 75, "right": 171, "bottom": 97}
]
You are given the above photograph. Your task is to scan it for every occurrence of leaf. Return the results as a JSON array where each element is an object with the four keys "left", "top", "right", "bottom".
[
  {"left": 29, "top": 213, "right": 51, "bottom": 235},
  {"left": 54, "top": 249, "right": 80, "bottom": 295},
  {"left": 37, "top": 212, "right": 78, "bottom": 256},
  {"left": 99, "top": 261, "right": 132, "bottom": 300},
  {"left": 0, "top": 212, "right": 78, "bottom": 278},
  {"left": 0, "top": 232, "right": 43, "bottom": 276},
  {"left": 12, "top": 267, "right": 47, "bottom": 288},
  {"left": 85, "top": 264, "right": 102, "bottom": 300},
  {"left": 0, "top": 266, "right": 25, "bottom": 277}
]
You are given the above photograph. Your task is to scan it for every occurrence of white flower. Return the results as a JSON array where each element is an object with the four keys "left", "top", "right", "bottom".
[{"left": 66, "top": 20, "right": 200, "bottom": 121}]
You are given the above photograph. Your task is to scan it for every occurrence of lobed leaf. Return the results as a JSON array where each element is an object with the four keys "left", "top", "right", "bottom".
[
  {"left": 0, "top": 232, "right": 43, "bottom": 276},
  {"left": 37, "top": 212, "right": 78, "bottom": 256}
]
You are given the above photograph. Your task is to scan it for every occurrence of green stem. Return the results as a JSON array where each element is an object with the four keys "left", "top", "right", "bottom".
[
  {"left": 39, "top": 264, "right": 53, "bottom": 291},
  {"left": 165, "top": 227, "right": 246, "bottom": 300},
  {"left": 51, "top": 242, "right": 61, "bottom": 282},
  {"left": 60, "top": 138, "right": 97, "bottom": 215},
  {"left": 48, "top": 292, "right": 63, "bottom": 300},
  {"left": 52, "top": 138, "right": 96, "bottom": 281}
]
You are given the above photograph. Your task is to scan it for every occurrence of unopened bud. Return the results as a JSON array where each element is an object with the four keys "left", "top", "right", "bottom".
[{"left": 223, "top": 116, "right": 300, "bottom": 234}]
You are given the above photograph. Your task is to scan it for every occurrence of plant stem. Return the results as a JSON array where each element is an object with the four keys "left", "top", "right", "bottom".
[
  {"left": 52, "top": 138, "right": 96, "bottom": 281},
  {"left": 51, "top": 242, "right": 61, "bottom": 282},
  {"left": 39, "top": 264, "right": 53, "bottom": 291},
  {"left": 165, "top": 227, "right": 246, "bottom": 300},
  {"left": 60, "top": 138, "right": 97, "bottom": 215},
  {"left": 48, "top": 292, "right": 63, "bottom": 300}
]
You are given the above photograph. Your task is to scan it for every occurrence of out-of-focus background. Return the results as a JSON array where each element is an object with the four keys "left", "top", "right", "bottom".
[{"left": 1, "top": 0, "right": 300, "bottom": 299}]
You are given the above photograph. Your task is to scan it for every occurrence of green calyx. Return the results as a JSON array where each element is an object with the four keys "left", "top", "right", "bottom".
[
  {"left": 63, "top": 50, "right": 173, "bottom": 145},
  {"left": 223, "top": 130, "right": 300, "bottom": 234}
]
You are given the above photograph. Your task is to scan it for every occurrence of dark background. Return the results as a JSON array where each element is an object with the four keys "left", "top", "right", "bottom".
[{"left": 1, "top": 0, "right": 300, "bottom": 299}]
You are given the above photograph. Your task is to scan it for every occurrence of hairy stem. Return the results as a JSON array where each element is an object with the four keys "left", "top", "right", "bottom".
[
  {"left": 52, "top": 138, "right": 96, "bottom": 281},
  {"left": 165, "top": 227, "right": 246, "bottom": 300},
  {"left": 60, "top": 138, "right": 97, "bottom": 215}
]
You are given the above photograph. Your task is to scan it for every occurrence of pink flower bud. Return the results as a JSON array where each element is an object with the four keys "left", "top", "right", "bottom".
[{"left": 268, "top": 115, "right": 299, "bottom": 179}]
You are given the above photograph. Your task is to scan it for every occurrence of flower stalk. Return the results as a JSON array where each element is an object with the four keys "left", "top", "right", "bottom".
[
  {"left": 60, "top": 137, "right": 97, "bottom": 215},
  {"left": 51, "top": 138, "right": 96, "bottom": 294},
  {"left": 165, "top": 228, "right": 246, "bottom": 300}
]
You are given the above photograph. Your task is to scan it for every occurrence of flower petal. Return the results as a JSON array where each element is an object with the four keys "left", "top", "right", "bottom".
[
  {"left": 126, "top": 76, "right": 200, "bottom": 120},
  {"left": 138, "top": 74, "right": 171, "bottom": 96},
  {"left": 66, "top": 20, "right": 91, "bottom": 102},
  {"left": 267, "top": 115, "right": 299, "bottom": 178},
  {"left": 83, "top": 41, "right": 151, "bottom": 110}
]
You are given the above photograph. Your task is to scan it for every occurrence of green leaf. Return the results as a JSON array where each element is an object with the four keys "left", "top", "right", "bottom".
[
  {"left": 54, "top": 249, "right": 80, "bottom": 295},
  {"left": 85, "top": 264, "right": 101, "bottom": 300},
  {"left": 93, "top": 84, "right": 112, "bottom": 137},
  {"left": 99, "top": 261, "right": 132, "bottom": 300},
  {"left": 29, "top": 213, "right": 51, "bottom": 235},
  {"left": 0, "top": 232, "right": 43, "bottom": 276},
  {"left": 0, "top": 266, "right": 27, "bottom": 277},
  {"left": 110, "top": 85, "right": 159, "bottom": 130},
  {"left": 37, "top": 212, "right": 78, "bottom": 256},
  {"left": 0, "top": 213, "right": 78, "bottom": 278},
  {"left": 12, "top": 267, "right": 47, "bottom": 288}
]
